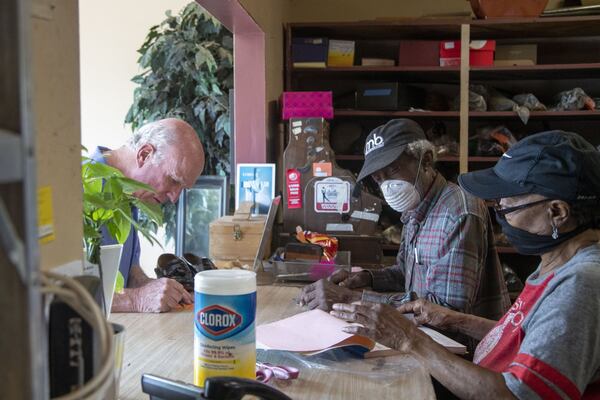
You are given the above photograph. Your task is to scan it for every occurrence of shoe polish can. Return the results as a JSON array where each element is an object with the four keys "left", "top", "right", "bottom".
[{"left": 193, "top": 269, "right": 256, "bottom": 386}]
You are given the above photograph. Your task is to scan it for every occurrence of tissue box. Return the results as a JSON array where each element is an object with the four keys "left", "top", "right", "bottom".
[
  {"left": 281, "top": 91, "right": 334, "bottom": 120},
  {"left": 440, "top": 40, "right": 496, "bottom": 67},
  {"left": 495, "top": 44, "right": 537, "bottom": 66}
]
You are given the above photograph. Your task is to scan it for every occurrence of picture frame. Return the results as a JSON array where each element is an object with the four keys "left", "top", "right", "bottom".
[
  {"left": 235, "top": 163, "right": 276, "bottom": 215},
  {"left": 176, "top": 175, "right": 228, "bottom": 257}
]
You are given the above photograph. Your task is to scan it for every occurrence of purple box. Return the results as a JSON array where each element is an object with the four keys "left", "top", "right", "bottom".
[{"left": 281, "top": 91, "right": 334, "bottom": 120}]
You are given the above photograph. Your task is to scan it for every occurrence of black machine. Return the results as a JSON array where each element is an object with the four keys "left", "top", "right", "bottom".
[{"left": 141, "top": 374, "right": 292, "bottom": 400}]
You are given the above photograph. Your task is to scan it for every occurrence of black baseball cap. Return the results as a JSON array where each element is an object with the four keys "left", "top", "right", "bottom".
[
  {"left": 458, "top": 130, "right": 600, "bottom": 203},
  {"left": 356, "top": 119, "right": 426, "bottom": 182}
]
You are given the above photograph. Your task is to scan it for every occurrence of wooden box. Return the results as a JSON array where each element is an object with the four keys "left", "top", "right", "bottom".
[{"left": 209, "top": 210, "right": 270, "bottom": 269}]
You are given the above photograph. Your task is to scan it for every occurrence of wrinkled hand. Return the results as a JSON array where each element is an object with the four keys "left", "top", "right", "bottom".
[
  {"left": 329, "top": 270, "right": 372, "bottom": 289},
  {"left": 397, "top": 299, "right": 456, "bottom": 331},
  {"left": 299, "top": 279, "right": 361, "bottom": 311},
  {"left": 331, "top": 302, "right": 426, "bottom": 353},
  {"left": 130, "top": 278, "right": 193, "bottom": 313}
]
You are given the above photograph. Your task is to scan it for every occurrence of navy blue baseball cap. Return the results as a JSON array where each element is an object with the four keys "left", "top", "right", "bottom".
[
  {"left": 357, "top": 119, "right": 426, "bottom": 182},
  {"left": 458, "top": 130, "right": 600, "bottom": 202}
]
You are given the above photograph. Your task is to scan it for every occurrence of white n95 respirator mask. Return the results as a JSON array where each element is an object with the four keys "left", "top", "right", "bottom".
[{"left": 380, "top": 180, "right": 420, "bottom": 212}]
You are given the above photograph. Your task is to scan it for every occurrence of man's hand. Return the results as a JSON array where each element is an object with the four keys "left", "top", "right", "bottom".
[
  {"left": 299, "top": 279, "right": 361, "bottom": 311},
  {"left": 329, "top": 269, "right": 372, "bottom": 289},
  {"left": 114, "top": 278, "right": 193, "bottom": 313},
  {"left": 331, "top": 302, "right": 428, "bottom": 353},
  {"left": 397, "top": 299, "right": 458, "bottom": 331}
]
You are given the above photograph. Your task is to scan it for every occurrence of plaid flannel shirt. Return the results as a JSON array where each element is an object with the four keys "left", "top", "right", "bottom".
[{"left": 364, "top": 173, "right": 510, "bottom": 321}]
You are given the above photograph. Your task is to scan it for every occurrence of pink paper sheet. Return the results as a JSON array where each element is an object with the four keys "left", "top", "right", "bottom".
[{"left": 257, "top": 309, "right": 355, "bottom": 353}]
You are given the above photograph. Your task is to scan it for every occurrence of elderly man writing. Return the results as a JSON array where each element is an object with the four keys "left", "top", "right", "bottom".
[
  {"left": 300, "top": 119, "right": 510, "bottom": 322},
  {"left": 91, "top": 118, "right": 205, "bottom": 313}
]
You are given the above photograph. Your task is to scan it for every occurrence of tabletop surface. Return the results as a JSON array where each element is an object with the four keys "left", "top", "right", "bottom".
[{"left": 110, "top": 285, "right": 435, "bottom": 400}]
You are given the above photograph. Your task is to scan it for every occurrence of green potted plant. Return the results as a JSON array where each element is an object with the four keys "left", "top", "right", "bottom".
[
  {"left": 125, "top": 2, "right": 233, "bottom": 244},
  {"left": 82, "top": 154, "right": 164, "bottom": 296}
]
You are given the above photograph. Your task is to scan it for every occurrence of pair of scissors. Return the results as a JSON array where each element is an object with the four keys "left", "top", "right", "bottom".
[{"left": 255, "top": 362, "right": 300, "bottom": 383}]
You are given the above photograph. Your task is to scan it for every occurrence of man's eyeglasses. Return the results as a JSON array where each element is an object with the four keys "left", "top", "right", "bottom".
[{"left": 493, "top": 198, "right": 552, "bottom": 218}]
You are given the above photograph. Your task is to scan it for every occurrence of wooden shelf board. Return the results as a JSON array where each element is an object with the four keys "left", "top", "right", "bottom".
[
  {"left": 333, "top": 110, "right": 600, "bottom": 119},
  {"left": 468, "top": 156, "right": 500, "bottom": 162},
  {"left": 438, "top": 156, "right": 460, "bottom": 162},
  {"left": 470, "top": 110, "right": 600, "bottom": 119},
  {"left": 335, "top": 110, "right": 460, "bottom": 118},
  {"left": 470, "top": 63, "right": 600, "bottom": 80},
  {"left": 288, "top": 16, "right": 600, "bottom": 39},
  {"left": 292, "top": 66, "right": 460, "bottom": 82},
  {"left": 289, "top": 19, "right": 465, "bottom": 40}
]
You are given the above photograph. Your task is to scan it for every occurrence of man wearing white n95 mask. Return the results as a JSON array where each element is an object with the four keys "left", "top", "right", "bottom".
[{"left": 300, "top": 118, "right": 510, "bottom": 325}]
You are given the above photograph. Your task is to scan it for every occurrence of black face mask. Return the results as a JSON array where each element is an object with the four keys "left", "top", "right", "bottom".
[{"left": 495, "top": 212, "right": 588, "bottom": 256}]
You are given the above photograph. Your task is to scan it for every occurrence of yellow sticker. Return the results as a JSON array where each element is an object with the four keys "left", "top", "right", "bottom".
[{"left": 38, "top": 186, "right": 55, "bottom": 244}]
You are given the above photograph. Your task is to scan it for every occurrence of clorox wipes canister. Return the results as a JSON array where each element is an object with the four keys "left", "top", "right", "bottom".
[{"left": 194, "top": 269, "right": 257, "bottom": 386}]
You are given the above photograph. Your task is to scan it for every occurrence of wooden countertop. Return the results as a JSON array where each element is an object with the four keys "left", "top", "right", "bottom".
[{"left": 110, "top": 285, "right": 435, "bottom": 399}]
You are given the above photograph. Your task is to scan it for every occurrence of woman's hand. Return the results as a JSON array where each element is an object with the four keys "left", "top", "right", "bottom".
[
  {"left": 330, "top": 302, "right": 428, "bottom": 353},
  {"left": 397, "top": 299, "right": 458, "bottom": 331}
]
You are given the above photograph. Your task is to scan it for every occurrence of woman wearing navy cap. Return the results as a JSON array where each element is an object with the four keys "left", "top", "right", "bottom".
[{"left": 332, "top": 130, "right": 600, "bottom": 399}]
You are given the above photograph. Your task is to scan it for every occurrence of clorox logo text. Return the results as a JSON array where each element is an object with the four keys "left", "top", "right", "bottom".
[{"left": 197, "top": 305, "right": 242, "bottom": 336}]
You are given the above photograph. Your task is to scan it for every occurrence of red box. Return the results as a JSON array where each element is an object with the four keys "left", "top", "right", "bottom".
[
  {"left": 439, "top": 40, "right": 496, "bottom": 67},
  {"left": 398, "top": 40, "right": 439, "bottom": 67},
  {"left": 281, "top": 91, "right": 334, "bottom": 120}
]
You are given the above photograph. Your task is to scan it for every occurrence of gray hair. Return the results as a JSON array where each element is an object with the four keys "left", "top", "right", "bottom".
[
  {"left": 127, "top": 120, "right": 176, "bottom": 164},
  {"left": 405, "top": 139, "right": 437, "bottom": 163}
]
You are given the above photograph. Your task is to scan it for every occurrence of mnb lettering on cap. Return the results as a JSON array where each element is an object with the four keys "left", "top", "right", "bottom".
[{"left": 364, "top": 133, "right": 384, "bottom": 155}]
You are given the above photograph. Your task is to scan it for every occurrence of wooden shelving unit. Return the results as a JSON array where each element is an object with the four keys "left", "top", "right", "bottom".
[{"left": 285, "top": 16, "right": 600, "bottom": 278}]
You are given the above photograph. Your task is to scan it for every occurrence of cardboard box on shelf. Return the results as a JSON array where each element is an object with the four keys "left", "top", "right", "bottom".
[
  {"left": 356, "top": 82, "right": 425, "bottom": 111},
  {"left": 398, "top": 40, "right": 439, "bottom": 67},
  {"left": 327, "top": 40, "right": 355, "bottom": 67},
  {"left": 440, "top": 40, "right": 496, "bottom": 67},
  {"left": 292, "top": 37, "right": 328, "bottom": 68},
  {"left": 361, "top": 58, "right": 395, "bottom": 66},
  {"left": 494, "top": 44, "right": 537, "bottom": 66}
]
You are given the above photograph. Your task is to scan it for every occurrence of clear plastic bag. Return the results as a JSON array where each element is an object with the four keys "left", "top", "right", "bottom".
[
  {"left": 473, "top": 125, "right": 517, "bottom": 156},
  {"left": 257, "top": 348, "right": 417, "bottom": 381},
  {"left": 451, "top": 91, "right": 486, "bottom": 111},
  {"left": 426, "top": 121, "right": 459, "bottom": 156},
  {"left": 551, "top": 87, "right": 596, "bottom": 111},
  {"left": 513, "top": 93, "right": 547, "bottom": 111}
]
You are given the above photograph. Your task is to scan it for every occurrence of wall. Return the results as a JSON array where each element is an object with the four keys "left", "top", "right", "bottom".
[
  {"left": 238, "top": 0, "right": 291, "bottom": 107},
  {"left": 79, "top": 0, "right": 190, "bottom": 151},
  {"left": 289, "top": 0, "right": 471, "bottom": 21},
  {"left": 31, "top": 0, "right": 83, "bottom": 270},
  {"left": 288, "top": 0, "right": 563, "bottom": 21}
]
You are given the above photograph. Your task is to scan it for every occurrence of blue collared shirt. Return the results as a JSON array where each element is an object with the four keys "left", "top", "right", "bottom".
[{"left": 90, "top": 146, "right": 140, "bottom": 287}]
